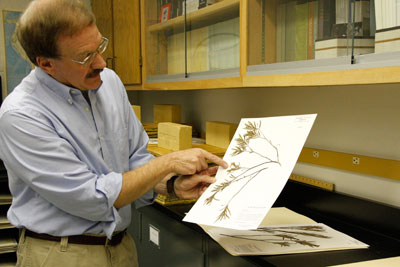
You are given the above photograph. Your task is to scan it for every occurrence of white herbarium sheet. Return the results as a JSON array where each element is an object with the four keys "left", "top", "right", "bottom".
[
  {"left": 183, "top": 114, "right": 317, "bottom": 229},
  {"left": 202, "top": 223, "right": 369, "bottom": 256},
  {"left": 199, "top": 208, "right": 368, "bottom": 256}
]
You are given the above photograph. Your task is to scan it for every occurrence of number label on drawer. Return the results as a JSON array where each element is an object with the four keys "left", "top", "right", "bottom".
[{"left": 149, "top": 224, "right": 160, "bottom": 248}]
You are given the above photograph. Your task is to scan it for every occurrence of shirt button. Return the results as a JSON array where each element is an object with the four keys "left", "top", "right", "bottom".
[
  {"left": 100, "top": 136, "right": 104, "bottom": 141},
  {"left": 68, "top": 98, "right": 72, "bottom": 104},
  {"left": 109, "top": 168, "right": 113, "bottom": 172},
  {"left": 85, "top": 107, "right": 89, "bottom": 112}
]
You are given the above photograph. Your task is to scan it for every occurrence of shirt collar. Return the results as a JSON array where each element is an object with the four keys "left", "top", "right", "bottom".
[{"left": 34, "top": 67, "right": 102, "bottom": 104}]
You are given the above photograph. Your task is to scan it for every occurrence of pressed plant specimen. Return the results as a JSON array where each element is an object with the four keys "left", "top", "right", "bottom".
[
  {"left": 204, "top": 120, "right": 281, "bottom": 222},
  {"left": 220, "top": 225, "right": 331, "bottom": 248}
]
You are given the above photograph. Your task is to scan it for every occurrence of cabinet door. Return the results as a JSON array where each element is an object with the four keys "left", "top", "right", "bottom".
[
  {"left": 144, "top": 0, "right": 240, "bottom": 79},
  {"left": 91, "top": 0, "right": 114, "bottom": 68},
  {"left": 247, "top": 0, "right": 375, "bottom": 65},
  {"left": 113, "top": 0, "right": 142, "bottom": 84}
]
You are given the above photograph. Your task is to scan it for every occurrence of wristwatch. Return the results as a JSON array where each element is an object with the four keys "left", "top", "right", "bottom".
[{"left": 167, "top": 175, "right": 179, "bottom": 199}]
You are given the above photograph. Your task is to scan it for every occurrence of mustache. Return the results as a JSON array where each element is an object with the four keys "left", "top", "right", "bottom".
[{"left": 86, "top": 68, "right": 103, "bottom": 78}]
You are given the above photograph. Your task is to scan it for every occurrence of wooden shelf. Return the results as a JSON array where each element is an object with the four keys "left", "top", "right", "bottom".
[
  {"left": 148, "top": 0, "right": 239, "bottom": 33},
  {"left": 243, "top": 66, "right": 400, "bottom": 87},
  {"left": 141, "top": 76, "right": 242, "bottom": 90},
  {"left": 148, "top": 144, "right": 226, "bottom": 157},
  {"left": 0, "top": 160, "right": 16, "bottom": 265},
  {"left": 134, "top": 65, "right": 400, "bottom": 90}
]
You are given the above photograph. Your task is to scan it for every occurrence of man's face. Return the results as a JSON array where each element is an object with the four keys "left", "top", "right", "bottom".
[{"left": 46, "top": 25, "right": 107, "bottom": 90}]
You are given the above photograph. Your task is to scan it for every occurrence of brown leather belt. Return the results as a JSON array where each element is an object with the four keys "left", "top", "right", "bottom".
[{"left": 25, "top": 229, "right": 126, "bottom": 246}]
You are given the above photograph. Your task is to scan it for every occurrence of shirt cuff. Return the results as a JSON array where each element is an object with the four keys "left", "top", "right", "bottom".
[{"left": 95, "top": 172, "right": 123, "bottom": 214}]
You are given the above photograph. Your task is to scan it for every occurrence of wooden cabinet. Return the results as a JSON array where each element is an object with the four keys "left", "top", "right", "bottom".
[
  {"left": 91, "top": 0, "right": 400, "bottom": 90},
  {"left": 139, "top": 0, "right": 400, "bottom": 90},
  {"left": 92, "top": 0, "right": 141, "bottom": 85}
]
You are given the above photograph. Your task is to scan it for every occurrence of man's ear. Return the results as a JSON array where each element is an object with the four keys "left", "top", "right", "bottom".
[{"left": 36, "top": 57, "right": 56, "bottom": 75}]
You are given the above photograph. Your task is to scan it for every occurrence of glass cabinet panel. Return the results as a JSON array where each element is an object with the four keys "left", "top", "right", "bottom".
[
  {"left": 186, "top": 4, "right": 240, "bottom": 73},
  {"left": 247, "top": 0, "right": 374, "bottom": 68},
  {"left": 144, "top": 0, "right": 186, "bottom": 77},
  {"left": 374, "top": 0, "right": 400, "bottom": 54},
  {"left": 144, "top": 0, "right": 240, "bottom": 80}
]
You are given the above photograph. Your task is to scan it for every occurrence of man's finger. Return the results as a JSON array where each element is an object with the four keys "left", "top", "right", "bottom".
[
  {"left": 183, "top": 173, "right": 216, "bottom": 184},
  {"left": 198, "top": 165, "right": 219, "bottom": 176},
  {"left": 201, "top": 150, "right": 228, "bottom": 168},
  {"left": 199, "top": 175, "right": 216, "bottom": 185}
]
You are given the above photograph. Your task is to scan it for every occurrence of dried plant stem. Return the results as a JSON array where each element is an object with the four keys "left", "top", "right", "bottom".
[
  {"left": 220, "top": 225, "right": 331, "bottom": 249},
  {"left": 215, "top": 167, "right": 268, "bottom": 222},
  {"left": 205, "top": 120, "right": 282, "bottom": 222}
]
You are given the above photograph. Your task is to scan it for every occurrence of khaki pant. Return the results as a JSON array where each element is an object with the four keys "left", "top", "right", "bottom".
[{"left": 16, "top": 229, "right": 139, "bottom": 267}]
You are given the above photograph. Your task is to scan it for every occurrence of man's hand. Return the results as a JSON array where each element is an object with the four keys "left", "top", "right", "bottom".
[
  {"left": 118, "top": 148, "right": 227, "bottom": 208},
  {"left": 174, "top": 166, "right": 220, "bottom": 199},
  {"left": 165, "top": 148, "right": 228, "bottom": 175}
]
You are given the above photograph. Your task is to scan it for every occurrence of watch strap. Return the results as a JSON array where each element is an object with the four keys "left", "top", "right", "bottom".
[{"left": 167, "top": 175, "right": 179, "bottom": 199}]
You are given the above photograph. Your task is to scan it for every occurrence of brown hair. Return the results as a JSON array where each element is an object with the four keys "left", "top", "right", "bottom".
[{"left": 16, "top": 0, "right": 95, "bottom": 65}]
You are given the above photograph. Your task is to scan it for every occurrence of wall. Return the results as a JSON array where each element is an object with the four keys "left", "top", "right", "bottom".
[
  {"left": 129, "top": 83, "right": 400, "bottom": 208},
  {"left": 0, "top": 0, "right": 91, "bottom": 100}
]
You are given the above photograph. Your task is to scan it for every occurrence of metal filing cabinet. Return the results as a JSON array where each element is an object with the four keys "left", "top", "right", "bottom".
[
  {"left": 130, "top": 205, "right": 205, "bottom": 267},
  {"left": 128, "top": 204, "right": 258, "bottom": 267}
]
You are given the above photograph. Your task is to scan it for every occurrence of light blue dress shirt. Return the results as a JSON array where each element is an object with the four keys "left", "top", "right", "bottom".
[{"left": 0, "top": 67, "right": 155, "bottom": 238}]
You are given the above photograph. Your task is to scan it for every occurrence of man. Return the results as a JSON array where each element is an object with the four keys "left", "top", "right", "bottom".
[{"left": 0, "top": 0, "right": 227, "bottom": 266}]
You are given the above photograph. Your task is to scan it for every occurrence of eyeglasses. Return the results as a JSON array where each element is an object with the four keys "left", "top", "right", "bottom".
[{"left": 69, "top": 37, "right": 109, "bottom": 66}]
